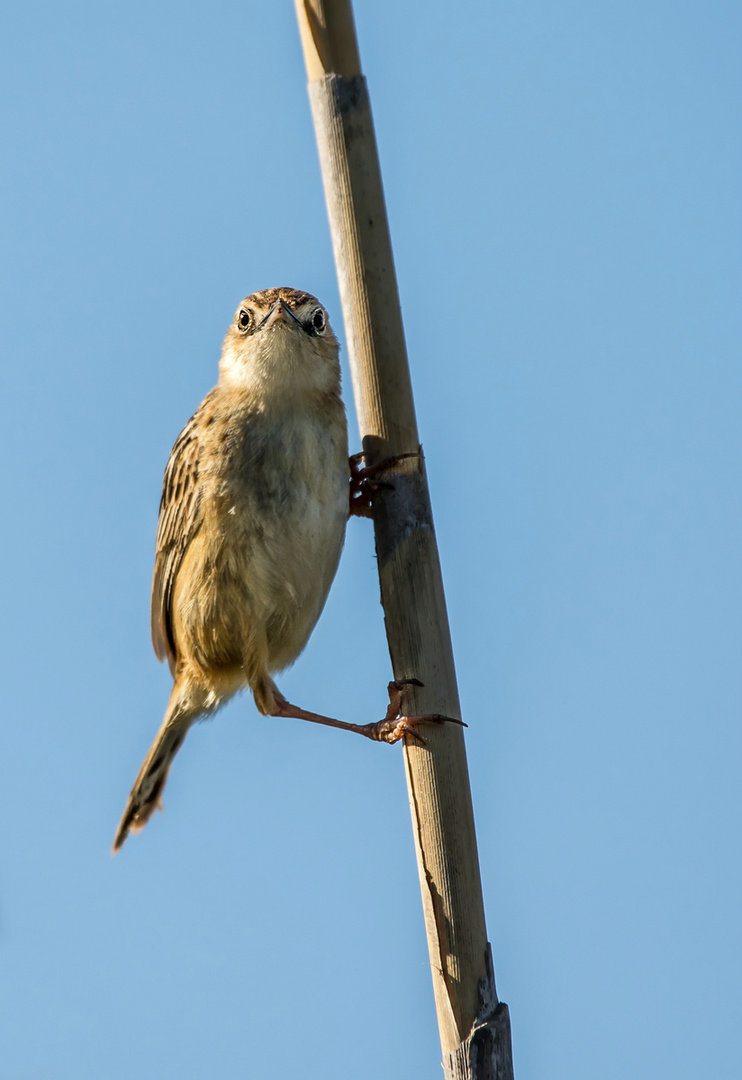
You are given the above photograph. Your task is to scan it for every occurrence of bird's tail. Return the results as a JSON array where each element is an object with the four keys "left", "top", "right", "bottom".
[{"left": 112, "top": 679, "right": 216, "bottom": 852}]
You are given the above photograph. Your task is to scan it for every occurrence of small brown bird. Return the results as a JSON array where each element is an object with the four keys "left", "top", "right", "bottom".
[{"left": 113, "top": 287, "right": 445, "bottom": 852}]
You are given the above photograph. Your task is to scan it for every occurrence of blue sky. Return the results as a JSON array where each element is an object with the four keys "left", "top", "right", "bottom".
[{"left": 1, "top": 2, "right": 740, "bottom": 1078}]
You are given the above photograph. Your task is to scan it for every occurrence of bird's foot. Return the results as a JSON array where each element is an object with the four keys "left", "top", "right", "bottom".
[
  {"left": 271, "top": 679, "right": 464, "bottom": 744},
  {"left": 359, "top": 679, "right": 465, "bottom": 745},
  {"left": 348, "top": 450, "right": 421, "bottom": 519}
]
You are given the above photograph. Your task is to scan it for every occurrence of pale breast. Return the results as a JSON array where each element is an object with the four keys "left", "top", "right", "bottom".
[{"left": 179, "top": 399, "right": 348, "bottom": 675}]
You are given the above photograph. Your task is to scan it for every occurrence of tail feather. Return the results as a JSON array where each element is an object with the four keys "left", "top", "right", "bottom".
[{"left": 113, "top": 680, "right": 214, "bottom": 852}]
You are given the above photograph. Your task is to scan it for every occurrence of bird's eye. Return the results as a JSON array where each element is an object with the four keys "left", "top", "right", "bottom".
[
  {"left": 311, "top": 308, "right": 326, "bottom": 334},
  {"left": 237, "top": 309, "right": 251, "bottom": 332}
]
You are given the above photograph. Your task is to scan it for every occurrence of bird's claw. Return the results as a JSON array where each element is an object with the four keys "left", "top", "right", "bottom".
[
  {"left": 369, "top": 679, "right": 465, "bottom": 744},
  {"left": 348, "top": 450, "right": 421, "bottom": 519}
]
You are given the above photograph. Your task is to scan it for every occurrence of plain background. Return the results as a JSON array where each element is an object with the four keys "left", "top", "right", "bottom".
[{"left": 1, "top": 2, "right": 740, "bottom": 1077}]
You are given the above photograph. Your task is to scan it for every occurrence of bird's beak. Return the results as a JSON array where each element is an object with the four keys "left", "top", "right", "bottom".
[{"left": 266, "top": 298, "right": 300, "bottom": 328}]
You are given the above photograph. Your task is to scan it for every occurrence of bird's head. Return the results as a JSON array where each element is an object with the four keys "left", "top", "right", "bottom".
[{"left": 219, "top": 287, "right": 341, "bottom": 402}]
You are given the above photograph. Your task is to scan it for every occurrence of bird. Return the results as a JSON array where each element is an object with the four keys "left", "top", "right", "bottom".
[{"left": 113, "top": 287, "right": 452, "bottom": 852}]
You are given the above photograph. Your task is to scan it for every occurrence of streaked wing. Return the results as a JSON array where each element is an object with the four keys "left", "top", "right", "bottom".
[{"left": 151, "top": 390, "right": 217, "bottom": 674}]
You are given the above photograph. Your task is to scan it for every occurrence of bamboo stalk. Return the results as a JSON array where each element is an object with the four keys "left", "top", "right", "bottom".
[{"left": 294, "top": 3, "right": 514, "bottom": 1076}]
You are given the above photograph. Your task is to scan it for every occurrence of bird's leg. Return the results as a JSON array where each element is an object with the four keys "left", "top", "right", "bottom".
[
  {"left": 271, "top": 679, "right": 465, "bottom": 745},
  {"left": 348, "top": 450, "right": 421, "bottom": 519}
]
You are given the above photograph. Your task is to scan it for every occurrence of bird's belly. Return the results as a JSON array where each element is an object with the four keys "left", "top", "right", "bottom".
[
  {"left": 175, "top": 450, "right": 347, "bottom": 676},
  {"left": 255, "top": 493, "right": 346, "bottom": 667}
]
